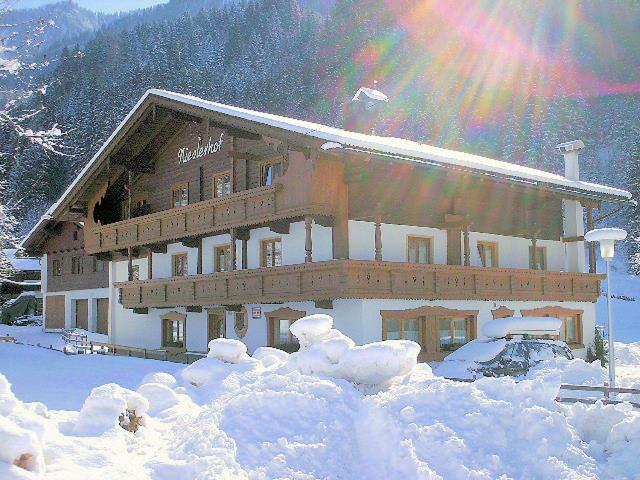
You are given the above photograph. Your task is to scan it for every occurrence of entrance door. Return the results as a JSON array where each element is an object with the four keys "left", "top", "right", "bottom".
[
  {"left": 75, "top": 299, "right": 88, "bottom": 330},
  {"left": 45, "top": 295, "right": 65, "bottom": 330},
  {"left": 207, "top": 310, "right": 226, "bottom": 344},
  {"left": 96, "top": 298, "right": 109, "bottom": 335}
]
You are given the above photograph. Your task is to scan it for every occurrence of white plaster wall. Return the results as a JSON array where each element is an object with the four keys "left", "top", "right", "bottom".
[
  {"left": 151, "top": 242, "right": 199, "bottom": 279},
  {"left": 42, "top": 287, "right": 110, "bottom": 332},
  {"left": 348, "top": 220, "right": 568, "bottom": 272},
  {"left": 468, "top": 232, "right": 565, "bottom": 271},
  {"left": 348, "top": 221, "right": 448, "bottom": 264}
]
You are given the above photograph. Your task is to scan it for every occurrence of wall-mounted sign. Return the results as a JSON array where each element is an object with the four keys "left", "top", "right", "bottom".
[
  {"left": 178, "top": 132, "right": 225, "bottom": 165},
  {"left": 251, "top": 306, "right": 262, "bottom": 319}
]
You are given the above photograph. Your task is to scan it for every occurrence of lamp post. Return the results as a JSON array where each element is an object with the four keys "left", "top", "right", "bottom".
[{"left": 584, "top": 228, "right": 627, "bottom": 389}]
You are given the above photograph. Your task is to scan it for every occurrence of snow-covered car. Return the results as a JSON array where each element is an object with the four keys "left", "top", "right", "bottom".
[{"left": 435, "top": 316, "right": 574, "bottom": 379}]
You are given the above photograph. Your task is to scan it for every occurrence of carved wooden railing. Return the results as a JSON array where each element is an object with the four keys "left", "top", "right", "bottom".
[
  {"left": 85, "top": 185, "right": 332, "bottom": 255},
  {"left": 116, "top": 260, "right": 604, "bottom": 309}
]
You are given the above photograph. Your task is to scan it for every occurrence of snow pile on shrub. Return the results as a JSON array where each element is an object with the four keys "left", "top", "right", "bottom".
[
  {"left": 0, "top": 374, "right": 48, "bottom": 477},
  {"left": 73, "top": 383, "right": 149, "bottom": 435},
  {"left": 288, "top": 314, "right": 422, "bottom": 386},
  {"left": 207, "top": 338, "right": 250, "bottom": 363}
]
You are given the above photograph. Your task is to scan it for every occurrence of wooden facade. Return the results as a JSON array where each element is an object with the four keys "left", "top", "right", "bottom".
[{"left": 116, "top": 260, "right": 603, "bottom": 309}]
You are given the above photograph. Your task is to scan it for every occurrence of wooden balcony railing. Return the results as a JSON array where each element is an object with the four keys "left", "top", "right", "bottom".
[
  {"left": 115, "top": 260, "right": 604, "bottom": 309},
  {"left": 85, "top": 185, "right": 333, "bottom": 255}
]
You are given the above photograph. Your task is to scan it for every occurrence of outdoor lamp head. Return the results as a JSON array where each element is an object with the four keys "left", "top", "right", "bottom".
[{"left": 584, "top": 228, "right": 627, "bottom": 261}]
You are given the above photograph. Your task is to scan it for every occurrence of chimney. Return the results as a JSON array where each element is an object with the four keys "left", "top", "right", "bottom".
[
  {"left": 556, "top": 139, "right": 585, "bottom": 180},
  {"left": 344, "top": 85, "right": 389, "bottom": 135},
  {"left": 556, "top": 139, "right": 586, "bottom": 273}
]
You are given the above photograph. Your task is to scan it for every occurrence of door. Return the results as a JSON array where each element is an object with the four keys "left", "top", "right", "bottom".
[
  {"left": 207, "top": 310, "right": 226, "bottom": 344},
  {"left": 96, "top": 298, "right": 109, "bottom": 335},
  {"left": 45, "top": 295, "right": 65, "bottom": 330},
  {"left": 74, "top": 299, "right": 88, "bottom": 330}
]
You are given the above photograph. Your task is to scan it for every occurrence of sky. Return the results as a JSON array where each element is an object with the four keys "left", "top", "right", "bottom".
[{"left": 15, "top": 0, "right": 169, "bottom": 13}]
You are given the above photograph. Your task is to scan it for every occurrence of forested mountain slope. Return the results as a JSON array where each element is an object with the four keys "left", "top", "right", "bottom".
[{"left": 3, "top": 0, "right": 639, "bottom": 258}]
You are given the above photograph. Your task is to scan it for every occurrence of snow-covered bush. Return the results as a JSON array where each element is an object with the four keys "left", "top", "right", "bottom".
[
  {"left": 207, "top": 338, "right": 249, "bottom": 363},
  {"left": 73, "top": 383, "right": 149, "bottom": 435},
  {"left": 0, "top": 416, "right": 45, "bottom": 474},
  {"left": 289, "top": 314, "right": 333, "bottom": 347},
  {"left": 140, "top": 371, "right": 177, "bottom": 388}
]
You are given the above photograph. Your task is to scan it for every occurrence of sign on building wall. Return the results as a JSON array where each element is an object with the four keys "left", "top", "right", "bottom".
[
  {"left": 252, "top": 306, "right": 262, "bottom": 319},
  {"left": 177, "top": 132, "right": 225, "bottom": 164}
]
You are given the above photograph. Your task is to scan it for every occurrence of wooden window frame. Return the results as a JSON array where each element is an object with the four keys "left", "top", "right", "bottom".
[
  {"left": 213, "top": 171, "right": 232, "bottom": 198},
  {"left": 233, "top": 307, "right": 249, "bottom": 338},
  {"left": 52, "top": 259, "right": 62, "bottom": 277},
  {"left": 207, "top": 307, "right": 227, "bottom": 343},
  {"left": 437, "top": 315, "right": 474, "bottom": 353},
  {"left": 477, "top": 241, "right": 499, "bottom": 268},
  {"left": 161, "top": 311, "right": 186, "bottom": 350},
  {"left": 266, "top": 307, "right": 306, "bottom": 351},
  {"left": 491, "top": 306, "right": 515, "bottom": 319},
  {"left": 406, "top": 235, "right": 434, "bottom": 264},
  {"left": 260, "top": 237, "right": 282, "bottom": 268},
  {"left": 71, "top": 256, "right": 83, "bottom": 275},
  {"left": 93, "top": 257, "right": 106, "bottom": 273},
  {"left": 382, "top": 316, "right": 425, "bottom": 346},
  {"left": 172, "top": 253, "right": 188, "bottom": 277},
  {"left": 520, "top": 306, "right": 584, "bottom": 347},
  {"left": 131, "top": 264, "right": 140, "bottom": 281},
  {"left": 529, "top": 245, "right": 547, "bottom": 270},
  {"left": 260, "top": 158, "right": 284, "bottom": 187},
  {"left": 171, "top": 182, "right": 189, "bottom": 208},
  {"left": 214, "top": 244, "right": 231, "bottom": 272},
  {"left": 381, "top": 306, "right": 478, "bottom": 360}
]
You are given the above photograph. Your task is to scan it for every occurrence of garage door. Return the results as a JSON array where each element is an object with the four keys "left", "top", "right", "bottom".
[
  {"left": 75, "top": 299, "right": 88, "bottom": 330},
  {"left": 45, "top": 295, "right": 65, "bottom": 330},
  {"left": 96, "top": 298, "right": 109, "bottom": 335}
]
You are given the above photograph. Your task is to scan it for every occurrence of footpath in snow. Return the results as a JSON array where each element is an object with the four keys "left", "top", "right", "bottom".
[{"left": 1, "top": 315, "right": 640, "bottom": 479}]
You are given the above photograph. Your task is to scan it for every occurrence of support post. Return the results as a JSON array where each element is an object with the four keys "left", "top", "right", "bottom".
[
  {"left": 305, "top": 215, "right": 313, "bottom": 263},
  {"left": 148, "top": 249, "right": 153, "bottom": 280},
  {"left": 606, "top": 259, "right": 616, "bottom": 388},
  {"left": 531, "top": 233, "right": 538, "bottom": 270},
  {"left": 463, "top": 223, "right": 470, "bottom": 267},
  {"left": 587, "top": 207, "right": 596, "bottom": 273},
  {"left": 242, "top": 239, "right": 248, "bottom": 270},
  {"left": 197, "top": 237, "right": 203, "bottom": 275},
  {"left": 230, "top": 228, "right": 237, "bottom": 271},
  {"left": 374, "top": 215, "right": 382, "bottom": 261},
  {"left": 127, "top": 169, "right": 133, "bottom": 281}
]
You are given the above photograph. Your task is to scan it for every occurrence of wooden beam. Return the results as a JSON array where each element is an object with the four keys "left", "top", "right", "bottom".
[
  {"left": 562, "top": 236, "right": 585, "bottom": 243},
  {"left": 208, "top": 120, "right": 262, "bottom": 140},
  {"left": 374, "top": 215, "right": 382, "bottom": 261},
  {"left": 270, "top": 220, "right": 290, "bottom": 235},
  {"left": 186, "top": 306, "right": 203, "bottom": 313},
  {"left": 587, "top": 207, "right": 596, "bottom": 273},
  {"left": 305, "top": 215, "right": 313, "bottom": 263}
]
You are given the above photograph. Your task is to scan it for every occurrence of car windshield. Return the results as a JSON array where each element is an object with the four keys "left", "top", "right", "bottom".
[{"left": 444, "top": 339, "right": 508, "bottom": 362}]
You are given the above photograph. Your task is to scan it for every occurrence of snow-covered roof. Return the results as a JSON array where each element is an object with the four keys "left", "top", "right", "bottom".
[
  {"left": 3, "top": 249, "right": 40, "bottom": 272},
  {"left": 21, "top": 89, "right": 632, "bottom": 249}
]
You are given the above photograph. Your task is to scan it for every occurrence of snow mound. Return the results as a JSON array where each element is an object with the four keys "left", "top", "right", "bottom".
[
  {"left": 289, "top": 314, "right": 333, "bottom": 347},
  {"left": 137, "top": 383, "right": 181, "bottom": 415},
  {"left": 0, "top": 416, "right": 44, "bottom": 474},
  {"left": 483, "top": 316, "right": 562, "bottom": 338},
  {"left": 338, "top": 340, "right": 422, "bottom": 385},
  {"left": 139, "top": 371, "right": 177, "bottom": 387},
  {"left": 252, "top": 346, "right": 290, "bottom": 367},
  {"left": 73, "top": 383, "right": 149, "bottom": 436},
  {"left": 207, "top": 338, "right": 249, "bottom": 363}
]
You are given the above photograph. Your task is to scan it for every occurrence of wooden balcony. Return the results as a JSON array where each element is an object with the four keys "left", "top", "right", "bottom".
[
  {"left": 115, "top": 260, "right": 604, "bottom": 309},
  {"left": 85, "top": 185, "right": 333, "bottom": 255}
]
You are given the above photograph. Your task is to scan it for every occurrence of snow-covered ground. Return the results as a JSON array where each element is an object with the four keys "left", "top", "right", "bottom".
[{"left": 1, "top": 316, "right": 640, "bottom": 479}]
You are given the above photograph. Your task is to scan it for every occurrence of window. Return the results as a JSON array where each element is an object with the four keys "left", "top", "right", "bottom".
[
  {"left": 477, "top": 241, "right": 499, "bottom": 267},
  {"left": 521, "top": 306, "right": 583, "bottom": 346},
  {"left": 131, "top": 264, "right": 140, "bottom": 281},
  {"left": 407, "top": 236, "right": 432, "bottom": 264},
  {"left": 438, "top": 317, "right": 472, "bottom": 352},
  {"left": 93, "top": 257, "right": 106, "bottom": 273},
  {"left": 162, "top": 318, "right": 185, "bottom": 348},
  {"left": 384, "top": 317, "right": 422, "bottom": 346},
  {"left": 261, "top": 238, "right": 282, "bottom": 267},
  {"left": 208, "top": 310, "right": 226, "bottom": 342},
  {"left": 561, "top": 315, "right": 581, "bottom": 344},
  {"left": 172, "top": 183, "right": 189, "bottom": 208},
  {"left": 214, "top": 244, "right": 231, "bottom": 272},
  {"left": 529, "top": 246, "right": 547, "bottom": 270},
  {"left": 260, "top": 159, "right": 283, "bottom": 186},
  {"left": 73, "top": 231, "right": 78, "bottom": 241},
  {"left": 172, "top": 253, "right": 188, "bottom": 277},
  {"left": 266, "top": 308, "right": 306, "bottom": 352},
  {"left": 71, "top": 256, "right": 83, "bottom": 275},
  {"left": 233, "top": 310, "right": 248, "bottom": 338},
  {"left": 52, "top": 259, "right": 62, "bottom": 276},
  {"left": 213, "top": 172, "right": 231, "bottom": 198}
]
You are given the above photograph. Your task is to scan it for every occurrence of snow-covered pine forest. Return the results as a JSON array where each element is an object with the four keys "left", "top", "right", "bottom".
[{"left": 1, "top": 0, "right": 639, "bottom": 266}]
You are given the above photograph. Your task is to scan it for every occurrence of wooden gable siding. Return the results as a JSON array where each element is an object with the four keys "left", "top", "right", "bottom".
[
  {"left": 43, "top": 222, "right": 109, "bottom": 292},
  {"left": 346, "top": 160, "right": 563, "bottom": 240},
  {"left": 131, "top": 122, "right": 231, "bottom": 213}
]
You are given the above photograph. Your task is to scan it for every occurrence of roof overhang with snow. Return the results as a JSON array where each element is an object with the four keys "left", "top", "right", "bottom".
[{"left": 21, "top": 89, "right": 633, "bottom": 251}]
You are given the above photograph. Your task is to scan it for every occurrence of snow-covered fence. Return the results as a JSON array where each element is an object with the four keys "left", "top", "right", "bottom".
[
  {"left": 556, "top": 384, "right": 640, "bottom": 409},
  {"left": 90, "top": 342, "right": 206, "bottom": 364}
]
